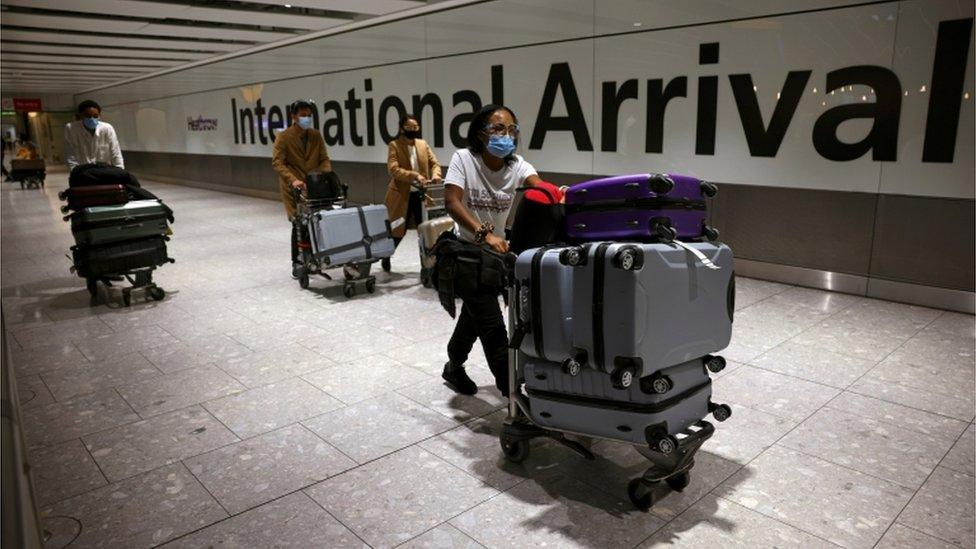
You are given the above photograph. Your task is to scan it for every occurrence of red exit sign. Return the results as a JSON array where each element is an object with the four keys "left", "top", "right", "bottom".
[{"left": 13, "top": 98, "right": 42, "bottom": 111}]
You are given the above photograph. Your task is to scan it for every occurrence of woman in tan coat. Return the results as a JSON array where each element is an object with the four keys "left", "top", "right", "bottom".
[{"left": 382, "top": 114, "right": 441, "bottom": 272}]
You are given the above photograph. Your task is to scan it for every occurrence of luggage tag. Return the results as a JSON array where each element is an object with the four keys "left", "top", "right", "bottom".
[{"left": 670, "top": 240, "right": 721, "bottom": 270}]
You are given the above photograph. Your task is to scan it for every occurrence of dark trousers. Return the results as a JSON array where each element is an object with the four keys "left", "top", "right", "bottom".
[
  {"left": 290, "top": 222, "right": 300, "bottom": 263},
  {"left": 447, "top": 286, "right": 509, "bottom": 394},
  {"left": 393, "top": 191, "right": 424, "bottom": 249}
]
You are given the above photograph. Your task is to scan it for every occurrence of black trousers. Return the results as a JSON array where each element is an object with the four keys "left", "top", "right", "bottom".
[
  {"left": 393, "top": 191, "right": 424, "bottom": 249},
  {"left": 447, "top": 285, "right": 509, "bottom": 395},
  {"left": 290, "top": 222, "right": 301, "bottom": 264}
]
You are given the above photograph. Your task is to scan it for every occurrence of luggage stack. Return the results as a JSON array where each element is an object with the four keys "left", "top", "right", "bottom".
[
  {"left": 60, "top": 164, "right": 174, "bottom": 306},
  {"left": 415, "top": 183, "right": 456, "bottom": 288},
  {"left": 502, "top": 172, "right": 733, "bottom": 511}
]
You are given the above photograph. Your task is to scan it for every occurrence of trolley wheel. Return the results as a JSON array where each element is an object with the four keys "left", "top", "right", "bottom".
[
  {"left": 611, "top": 365, "right": 636, "bottom": 389},
  {"left": 148, "top": 287, "right": 165, "bottom": 301},
  {"left": 365, "top": 278, "right": 376, "bottom": 293},
  {"left": 703, "top": 225, "right": 720, "bottom": 242},
  {"left": 712, "top": 403, "right": 732, "bottom": 422},
  {"left": 705, "top": 355, "right": 726, "bottom": 374},
  {"left": 500, "top": 437, "right": 530, "bottom": 463},
  {"left": 628, "top": 478, "right": 656, "bottom": 511},
  {"left": 420, "top": 268, "right": 432, "bottom": 288},
  {"left": 343, "top": 284, "right": 355, "bottom": 298},
  {"left": 122, "top": 293, "right": 131, "bottom": 307},
  {"left": 666, "top": 471, "right": 691, "bottom": 493},
  {"left": 299, "top": 273, "right": 310, "bottom": 289}
]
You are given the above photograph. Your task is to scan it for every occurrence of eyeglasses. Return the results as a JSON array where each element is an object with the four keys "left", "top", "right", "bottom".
[{"left": 484, "top": 123, "right": 520, "bottom": 137}]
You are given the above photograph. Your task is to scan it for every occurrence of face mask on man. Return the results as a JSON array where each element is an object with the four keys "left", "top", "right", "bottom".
[
  {"left": 403, "top": 129, "right": 421, "bottom": 139},
  {"left": 486, "top": 134, "right": 516, "bottom": 158},
  {"left": 297, "top": 116, "right": 313, "bottom": 130},
  {"left": 82, "top": 117, "right": 99, "bottom": 130}
]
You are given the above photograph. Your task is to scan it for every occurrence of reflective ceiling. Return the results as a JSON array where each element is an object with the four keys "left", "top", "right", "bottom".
[{"left": 0, "top": 0, "right": 430, "bottom": 96}]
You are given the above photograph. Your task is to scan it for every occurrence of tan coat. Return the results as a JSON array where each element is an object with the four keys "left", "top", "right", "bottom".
[
  {"left": 272, "top": 124, "right": 332, "bottom": 218},
  {"left": 383, "top": 136, "right": 441, "bottom": 238}
]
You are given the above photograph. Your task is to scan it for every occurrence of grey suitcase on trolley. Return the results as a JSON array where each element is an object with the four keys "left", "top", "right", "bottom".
[
  {"left": 563, "top": 241, "right": 734, "bottom": 386},
  {"left": 70, "top": 199, "right": 170, "bottom": 246},
  {"left": 513, "top": 246, "right": 574, "bottom": 363},
  {"left": 308, "top": 204, "right": 395, "bottom": 267},
  {"left": 522, "top": 355, "right": 712, "bottom": 443}
]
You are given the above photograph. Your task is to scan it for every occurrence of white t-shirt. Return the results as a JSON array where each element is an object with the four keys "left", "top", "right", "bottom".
[{"left": 444, "top": 148, "right": 537, "bottom": 242}]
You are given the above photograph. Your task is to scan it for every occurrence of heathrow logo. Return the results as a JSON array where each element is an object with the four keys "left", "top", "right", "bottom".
[{"left": 187, "top": 116, "right": 218, "bottom": 131}]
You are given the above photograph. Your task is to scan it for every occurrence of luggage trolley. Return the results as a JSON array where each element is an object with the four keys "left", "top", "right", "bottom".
[
  {"left": 72, "top": 242, "right": 174, "bottom": 307},
  {"left": 413, "top": 182, "right": 455, "bottom": 288},
  {"left": 498, "top": 283, "right": 717, "bottom": 511},
  {"left": 292, "top": 182, "right": 377, "bottom": 298},
  {"left": 9, "top": 159, "right": 45, "bottom": 189}
]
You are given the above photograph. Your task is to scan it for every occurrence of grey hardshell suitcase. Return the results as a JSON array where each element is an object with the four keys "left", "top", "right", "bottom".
[
  {"left": 523, "top": 361, "right": 712, "bottom": 444},
  {"left": 308, "top": 204, "right": 395, "bottom": 267},
  {"left": 514, "top": 246, "right": 574, "bottom": 363},
  {"left": 70, "top": 199, "right": 170, "bottom": 246},
  {"left": 562, "top": 241, "right": 734, "bottom": 387},
  {"left": 524, "top": 355, "right": 712, "bottom": 405}
]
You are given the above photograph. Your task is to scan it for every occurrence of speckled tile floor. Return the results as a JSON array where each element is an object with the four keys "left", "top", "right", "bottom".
[{"left": 3, "top": 173, "right": 974, "bottom": 549}]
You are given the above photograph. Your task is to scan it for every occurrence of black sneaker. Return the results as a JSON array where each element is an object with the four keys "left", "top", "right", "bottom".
[
  {"left": 442, "top": 362, "right": 478, "bottom": 395},
  {"left": 381, "top": 257, "right": 391, "bottom": 272}
]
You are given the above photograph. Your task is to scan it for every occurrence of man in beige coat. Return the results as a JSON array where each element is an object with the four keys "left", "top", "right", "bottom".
[
  {"left": 271, "top": 99, "right": 332, "bottom": 277},
  {"left": 382, "top": 114, "right": 441, "bottom": 272}
]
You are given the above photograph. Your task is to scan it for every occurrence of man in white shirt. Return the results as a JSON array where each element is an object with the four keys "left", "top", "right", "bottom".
[{"left": 64, "top": 100, "right": 124, "bottom": 171}]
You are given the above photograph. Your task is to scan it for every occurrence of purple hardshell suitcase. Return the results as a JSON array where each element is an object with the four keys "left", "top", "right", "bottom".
[{"left": 565, "top": 173, "right": 718, "bottom": 242}]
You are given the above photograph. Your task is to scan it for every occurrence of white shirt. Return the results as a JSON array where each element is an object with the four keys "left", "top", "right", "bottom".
[
  {"left": 64, "top": 121, "right": 124, "bottom": 170},
  {"left": 408, "top": 144, "right": 419, "bottom": 193},
  {"left": 444, "top": 148, "right": 537, "bottom": 242}
]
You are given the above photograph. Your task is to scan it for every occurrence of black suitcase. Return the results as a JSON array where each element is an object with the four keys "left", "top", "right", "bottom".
[{"left": 72, "top": 236, "right": 172, "bottom": 278}]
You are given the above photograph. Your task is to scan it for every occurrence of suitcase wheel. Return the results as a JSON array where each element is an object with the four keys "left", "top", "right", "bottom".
[
  {"left": 611, "top": 365, "right": 636, "bottom": 389},
  {"left": 711, "top": 403, "right": 732, "bottom": 422},
  {"left": 700, "top": 181, "right": 719, "bottom": 198},
  {"left": 649, "top": 174, "right": 675, "bottom": 195},
  {"left": 705, "top": 355, "right": 726, "bottom": 374},
  {"left": 558, "top": 247, "right": 585, "bottom": 267},
  {"left": 650, "top": 376, "right": 673, "bottom": 395},
  {"left": 561, "top": 358, "right": 582, "bottom": 377},
  {"left": 628, "top": 478, "right": 657, "bottom": 511},
  {"left": 703, "top": 225, "right": 720, "bottom": 242},
  {"left": 343, "top": 284, "right": 355, "bottom": 298},
  {"left": 649, "top": 433, "right": 678, "bottom": 455},
  {"left": 612, "top": 246, "right": 644, "bottom": 271}
]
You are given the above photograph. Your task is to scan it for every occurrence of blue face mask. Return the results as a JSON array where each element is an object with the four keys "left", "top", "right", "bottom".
[
  {"left": 486, "top": 134, "right": 516, "bottom": 158},
  {"left": 82, "top": 117, "right": 99, "bottom": 130},
  {"left": 297, "top": 116, "right": 313, "bottom": 130}
]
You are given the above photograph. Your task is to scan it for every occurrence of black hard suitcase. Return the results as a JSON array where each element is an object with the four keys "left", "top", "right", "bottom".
[
  {"left": 72, "top": 236, "right": 172, "bottom": 278},
  {"left": 70, "top": 200, "right": 170, "bottom": 246}
]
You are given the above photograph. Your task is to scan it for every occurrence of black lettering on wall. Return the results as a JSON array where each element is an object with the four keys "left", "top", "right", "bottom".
[
  {"left": 529, "top": 62, "right": 593, "bottom": 151},
  {"left": 491, "top": 64, "right": 504, "bottom": 105},
  {"left": 231, "top": 98, "right": 239, "bottom": 144},
  {"left": 696, "top": 42, "right": 720, "bottom": 155},
  {"left": 450, "top": 90, "right": 483, "bottom": 148},
  {"left": 268, "top": 105, "right": 284, "bottom": 141},
  {"left": 600, "top": 79, "right": 638, "bottom": 151},
  {"left": 813, "top": 66, "right": 902, "bottom": 161},
  {"left": 345, "top": 88, "right": 363, "bottom": 146},
  {"left": 322, "top": 100, "right": 344, "bottom": 146},
  {"left": 729, "top": 71, "right": 811, "bottom": 157},
  {"left": 412, "top": 93, "right": 444, "bottom": 147},
  {"left": 645, "top": 77, "right": 687, "bottom": 154},
  {"left": 239, "top": 106, "right": 255, "bottom": 145},
  {"left": 923, "top": 18, "right": 973, "bottom": 163},
  {"left": 254, "top": 99, "right": 267, "bottom": 145},
  {"left": 379, "top": 95, "right": 407, "bottom": 143},
  {"left": 364, "top": 79, "right": 376, "bottom": 146}
]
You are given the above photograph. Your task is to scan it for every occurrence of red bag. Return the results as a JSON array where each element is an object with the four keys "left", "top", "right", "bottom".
[{"left": 509, "top": 181, "right": 566, "bottom": 254}]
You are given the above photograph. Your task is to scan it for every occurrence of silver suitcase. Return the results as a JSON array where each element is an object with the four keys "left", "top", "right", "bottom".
[
  {"left": 513, "top": 246, "right": 574, "bottom": 363},
  {"left": 308, "top": 204, "right": 395, "bottom": 267},
  {"left": 523, "top": 357, "right": 712, "bottom": 443},
  {"left": 564, "top": 241, "right": 734, "bottom": 386}
]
